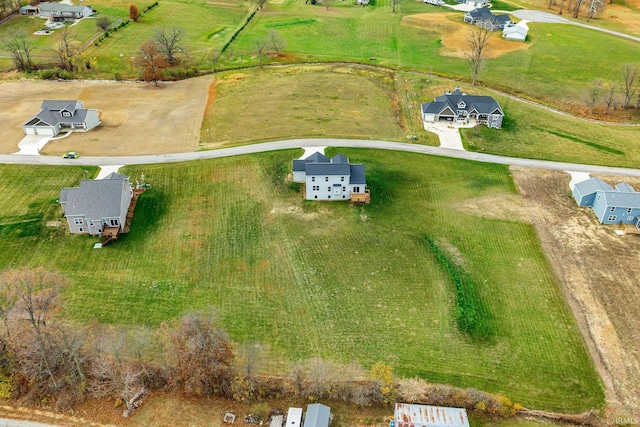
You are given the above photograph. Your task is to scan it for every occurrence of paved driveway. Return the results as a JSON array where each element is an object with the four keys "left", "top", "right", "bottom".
[
  {"left": 15, "top": 135, "right": 51, "bottom": 155},
  {"left": 423, "top": 121, "right": 465, "bottom": 150}
]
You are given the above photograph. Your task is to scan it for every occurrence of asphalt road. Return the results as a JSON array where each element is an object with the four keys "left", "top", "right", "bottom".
[{"left": 2, "top": 138, "right": 640, "bottom": 177}]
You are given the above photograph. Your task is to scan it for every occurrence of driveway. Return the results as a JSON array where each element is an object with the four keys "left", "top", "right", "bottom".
[
  {"left": 422, "top": 121, "right": 466, "bottom": 151},
  {"left": 15, "top": 135, "right": 51, "bottom": 155}
]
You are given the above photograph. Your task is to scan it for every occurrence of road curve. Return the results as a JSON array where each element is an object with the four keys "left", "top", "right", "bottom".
[{"left": 2, "top": 138, "right": 640, "bottom": 177}]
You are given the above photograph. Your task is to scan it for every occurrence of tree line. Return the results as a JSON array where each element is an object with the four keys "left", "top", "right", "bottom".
[{"left": 584, "top": 64, "right": 640, "bottom": 114}]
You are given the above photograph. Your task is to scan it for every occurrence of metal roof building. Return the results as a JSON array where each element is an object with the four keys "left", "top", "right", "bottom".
[
  {"left": 304, "top": 403, "right": 331, "bottom": 427},
  {"left": 394, "top": 403, "right": 470, "bottom": 427}
]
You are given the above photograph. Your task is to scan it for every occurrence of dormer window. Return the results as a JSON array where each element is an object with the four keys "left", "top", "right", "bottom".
[
  {"left": 62, "top": 111, "right": 71, "bottom": 117},
  {"left": 457, "top": 101, "right": 466, "bottom": 109}
]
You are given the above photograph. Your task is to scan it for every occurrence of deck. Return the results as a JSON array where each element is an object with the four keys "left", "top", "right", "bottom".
[
  {"left": 101, "top": 187, "right": 146, "bottom": 245},
  {"left": 619, "top": 222, "right": 640, "bottom": 235},
  {"left": 351, "top": 189, "right": 370, "bottom": 205}
]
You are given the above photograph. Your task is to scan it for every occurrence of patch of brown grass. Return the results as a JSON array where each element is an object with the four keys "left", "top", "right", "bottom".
[{"left": 401, "top": 13, "right": 531, "bottom": 58}]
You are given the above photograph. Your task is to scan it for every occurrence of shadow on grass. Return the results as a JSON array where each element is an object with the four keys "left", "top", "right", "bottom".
[
  {"left": 364, "top": 164, "right": 413, "bottom": 211},
  {"left": 119, "top": 190, "right": 169, "bottom": 244}
]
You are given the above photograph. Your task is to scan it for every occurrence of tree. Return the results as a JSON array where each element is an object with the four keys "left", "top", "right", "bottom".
[
  {"left": 323, "top": 0, "right": 332, "bottom": 10},
  {"left": 153, "top": 27, "right": 186, "bottom": 65},
  {"left": 621, "top": 64, "right": 638, "bottom": 109},
  {"left": 129, "top": 4, "right": 140, "bottom": 22},
  {"left": 572, "top": 0, "right": 584, "bottom": 17},
  {"left": 586, "top": 0, "right": 604, "bottom": 20},
  {"left": 370, "top": 362, "right": 396, "bottom": 404},
  {"left": 165, "top": 309, "right": 234, "bottom": 396},
  {"left": 584, "top": 79, "right": 602, "bottom": 115},
  {"left": 465, "top": 25, "right": 493, "bottom": 86},
  {"left": 136, "top": 40, "right": 169, "bottom": 86},
  {"left": 603, "top": 81, "right": 617, "bottom": 114},
  {"left": 253, "top": 37, "right": 268, "bottom": 64},
  {"left": 392, "top": 0, "right": 400, "bottom": 12},
  {"left": 266, "top": 30, "right": 286, "bottom": 56},
  {"left": 53, "top": 27, "right": 81, "bottom": 71},
  {"left": 0, "top": 30, "right": 35, "bottom": 72},
  {"left": 96, "top": 16, "right": 112, "bottom": 32}
]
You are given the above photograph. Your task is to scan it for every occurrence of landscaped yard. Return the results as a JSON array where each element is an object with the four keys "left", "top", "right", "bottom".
[{"left": 0, "top": 150, "right": 603, "bottom": 413}]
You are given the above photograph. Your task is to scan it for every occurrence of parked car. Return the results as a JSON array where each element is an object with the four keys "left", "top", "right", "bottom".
[
  {"left": 424, "top": 0, "right": 445, "bottom": 5},
  {"left": 62, "top": 152, "right": 79, "bottom": 159}
]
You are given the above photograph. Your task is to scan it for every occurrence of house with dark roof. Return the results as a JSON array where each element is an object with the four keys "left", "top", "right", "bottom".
[
  {"left": 36, "top": 3, "right": 94, "bottom": 21},
  {"left": 293, "top": 152, "right": 369, "bottom": 203},
  {"left": 23, "top": 100, "right": 101, "bottom": 136},
  {"left": 573, "top": 177, "right": 640, "bottom": 227},
  {"left": 304, "top": 403, "right": 331, "bottom": 427},
  {"left": 421, "top": 87, "right": 504, "bottom": 128},
  {"left": 464, "top": 8, "right": 511, "bottom": 31},
  {"left": 59, "top": 173, "right": 132, "bottom": 236}
]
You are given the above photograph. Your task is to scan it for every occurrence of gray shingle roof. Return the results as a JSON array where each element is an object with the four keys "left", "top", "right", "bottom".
[
  {"left": 23, "top": 100, "right": 90, "bottom": 128},
  {"left": 349, "top": 164, "right": 366, "bottom": 184},
  {"left": 467, "top": 7, "right": 511, "bottom": 25},
  {"left": 306, "top": 163, "right": 350, "bottom": 176},
  {"left": 602, "top": 189, "right": 640, "bottom": 208},
  {"left": 421, "top": 88, "right": 503, "bottom": 117},
  {"left": 60, "top": 176, "right": 129, "bottom": 220},
  {"left": 39, "top": 3, "right": 91, "bottom": 13},
  {"left": 294, "top": 152, "right": 366, "bottom": 185},
  {"left": 574, "top": 177, "right": 612, "bottom": 196}
]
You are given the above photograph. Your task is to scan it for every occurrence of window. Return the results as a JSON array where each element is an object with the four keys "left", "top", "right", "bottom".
[
  {"left": 312, "top": 186, "right": 319, "bottom": 191},
  {"left": 610, "top": 207, "right": 616, "bottom": 212},
  {"left": 88, "top": 220, "right": 94, "bottom": 226},
  {"left": 312, "top": 177, "right": 315, "bottom": 182},
  {"left": 62, "top": 111, "right": 71, "bottom": 117},
  {"left": 327, "top": 187, "right": 331, "bottom": 192},
  {"left": 314, "top": 195, "right": 317, "bottom": 199},
  {"left": 342, "top": 187, "right": 346, "bottom": 192},
  {"left": 328, "top": 195, "right": 331, "bottom": 199},
  {"left": 353, "top": 186, "right": 360, "bottom": 193},
  {"left": 608, "top": 215, "right": 617, "bottom": 222},
  {"left": 109, "top": 219, "right": 119, "bottom": 226},
  {"left": 74, "top": 218, "right": 83, "bottom": 224},
  {"left": 78, "top": 227, "right": 83, "bottom": 232},
  {"left": 341, "top": 177, "right": 344, "bottom": 182},
  {"left": 628, "top": 216, "right": 634, "bottom": 221},
  {"left": 342, "top": 195, "right": 345, "bottom": 199},
  {"left": 627, "top": 208, "right": 633, "bottom": 213},
  {"left": 325, "top": 177, "right": 329, "bottom": 182}
]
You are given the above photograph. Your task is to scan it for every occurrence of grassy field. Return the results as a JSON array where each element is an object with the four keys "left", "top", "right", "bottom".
[{"left": 0, "top": 151, "right": 603, "bottom": 412}]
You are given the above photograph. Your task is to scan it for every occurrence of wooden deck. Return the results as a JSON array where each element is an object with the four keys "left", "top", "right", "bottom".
[
  {"left": 101, "top": 187, "right": 146, "bottom": 245},
  {"left": 619, "top": 222, "right": 640, "bottom": 235},
  {"left": 351, "top": 189, "right": 370, "bottom": 205}
]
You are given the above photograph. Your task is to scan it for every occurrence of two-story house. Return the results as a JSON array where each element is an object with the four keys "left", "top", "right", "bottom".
[{"left": 23, "top": 100, "right": 101, "bottom": 137}]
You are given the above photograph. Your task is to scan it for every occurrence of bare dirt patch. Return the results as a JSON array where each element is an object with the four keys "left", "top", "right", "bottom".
[
  {"left": 0, "top": 76, "right": 213, "bottom": 156},
  {"left": 511, "top": 166, "right": 640, "bottom": 421},
  {"left": 401, "top": 13, "right": 532, "bottom": 58},
  {"left": 451, "top": 194, "right": 530, "bottom": 222}
]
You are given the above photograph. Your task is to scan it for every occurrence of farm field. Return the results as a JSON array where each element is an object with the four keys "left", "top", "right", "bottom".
[
  {"left": 0, "top": 150, "right": 603, "bottom": 413},
  {"left": 0, "top": 76, "right": 212, "bottom": 155}
]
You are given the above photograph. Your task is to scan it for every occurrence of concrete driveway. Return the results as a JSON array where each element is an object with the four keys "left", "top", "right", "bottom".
[
  {"left": 15, "top": 135, "right": 51, "bottom": 155},
  {"left": 422, "top": 121, "right": 477, "bottom": 151}
]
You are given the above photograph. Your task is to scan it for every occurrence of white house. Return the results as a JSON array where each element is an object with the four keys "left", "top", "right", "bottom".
[
  {"left": 293, "top": 152, "right": 368, "bottom": 202},
  {"left": 59, "top": 173, "right": 133, "bottom": 236},
  {"left": 286, "top": 408, "right": 303, "bottom": 427},
  {"left": 38, "top": 3, "right": 94, "bottom": 20},
  {"left": 23, "top": 100, "right": 101, "bottom": 136},
  {"left": 502, "top": 21, "right": 529, "bottom": 41}
]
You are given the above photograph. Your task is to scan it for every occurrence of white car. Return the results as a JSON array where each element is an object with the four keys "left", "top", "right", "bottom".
[{"left": 424, "top": 0, "right": 445, "bottom": 5}]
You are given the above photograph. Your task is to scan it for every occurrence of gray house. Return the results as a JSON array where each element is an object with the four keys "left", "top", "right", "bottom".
[
  {"left": 464, "top": 8, "right": 511, "bottom": 30},
  {"left": 421, "top": 87, "right": 504, "bottom": 128},
  {"left": 573, "top": 177, "right": 640, "bottom": 227},
  {"left": 59, "top": 173, "right": 133, "bottom": 236},
  {"left": 37, "top": 3, "right": 94, "bottom": 20},
  {"left": 293, "top": 152, "right": 369, "bottom": 203},
  {"left": 304, "top": 403, "right": 330, "bottom": 427},
  {"left": 394, "top": 403, "right": 470, "bottom": 427},
  {"left": 23, "top": 100, "right": 101, "bottom": 136}
]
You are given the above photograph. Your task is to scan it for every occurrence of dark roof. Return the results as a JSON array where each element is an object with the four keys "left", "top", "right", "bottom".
[
  {"left": 466, "top": 7, "right": 510, "bottom": 24},
  {"left": 23, "top": 100, "right": 91, "bottom": 128},
  {"left": 305, "top": 152, "right": 330, "bottom": 163},
  {"left": 349, "top": 164, "right": 366, "bottom": 185},
  {"left": 573, "top": 177, "right": 612, "bottom": 196},
  {"left": 306, "top": 163, "right": 350, "bottom": 176},
  {"left": 421, "top": 88, "right": 503, "bottom": 117},
  {"left": 60, "top": 175, "right": 130, "bottom": 220}
]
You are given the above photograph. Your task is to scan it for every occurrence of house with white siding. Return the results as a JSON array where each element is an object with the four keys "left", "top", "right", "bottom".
[
  {"left": 23, "top": 100, "right": 101, "bottom": 136},
  {"left": 502, "top": 21, "right": 529, "bottom": 41},
  {"left": 464, "top": 7, "right": 511, "bottom": 31},
  {"left": 59, "top": 173, "right": 132, "bottom": 236},
  {"left": 36, "top": 3, "right": 94, "bottom": 20},
  {"left": 573, "top": 177, "right": 640, "bottom": 227},
  {"left": 293, "top": 152, "right": 369, "bottom": 203}
]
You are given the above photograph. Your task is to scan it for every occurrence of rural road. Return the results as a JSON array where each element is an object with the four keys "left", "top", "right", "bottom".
[
  {"left": 2, "top": 138, "right": 640, "bottom": 177},
  {"left": 512, "top": 10, "right": 640, "bottom": 43}
]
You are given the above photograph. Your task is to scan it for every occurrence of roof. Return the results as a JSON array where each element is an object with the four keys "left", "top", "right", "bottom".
[
  {"left": 466, "top": 7, "right": 510, "bottom": 24},
  {"left": 23, "top": 100, "right": 92, "bottom": 128},
  {"left": 602, "top": 189, "right": 640, "bottom": 208},
  {"left": 394, "top": 403, "right": 470, "bottom": 427},
  {"left": 304, "top": 403, "right": 330, "bottom": 427},
  {"left": 573, "top": 177, "right": 613, "bottom": 196},
  {"left": 422, "top": 88, "right": 503, "bottom": 117},
  {"left": 60, "top": 175, "right": 130, "bottom": 220},
  {"left": 39, "top": 3, "right": 92, "bottom": 13},
  {"left": 349, "top": 164, "right": 366, "bottom": 185}
]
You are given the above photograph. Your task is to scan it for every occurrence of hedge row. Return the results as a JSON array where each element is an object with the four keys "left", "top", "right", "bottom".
[{"left": 221, "top": 8, "right": 258, "bottom": 54}]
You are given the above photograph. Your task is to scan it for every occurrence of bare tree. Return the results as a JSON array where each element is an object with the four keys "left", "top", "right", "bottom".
[
  {"left": 165, "top": 309, "right": 234, "bottom": 396},
  {"left": 572, "top": 0, "right": 585, "bottom": 17},
  {"left": 392, "top": 0, "right": 400, "bottom": 12},
  {"left": 153, "top": 26, "right": 186, "bottom": 65},
  {"left": 1, "top": 30, "right": 36, "bottom": 72},
  {"left": 253, "top": 37, "right": 268, "bottom": 64},
  {"left": 323, "top": 0, "right": 332, "bottom": 10},
  {"left": 136, "top": 40, "right": 169, "bottom": 86},
  {"left": 96, "top": 17, "right": 112, "bottom": 32},
  {"left": 621, "top": 64, "right": 638, "bottom": 109},
  {"left": 586, "top": 0, "right": 604, "bottom": 20},
  {"left": 603, "top": 81, "right": 617, "bottom": 114},
  {"left": 465, "top": 25, "right": 493, "bottom": 86},
  {"left": 584, "top": 79, "right": 602, "bottom": 115},
  {"left": 53, "top": 27, "right": 81, "bottom": 71},
  {"left": 266, "top": 30, "right": 286, "bottom": 56},
  {"left": 558, "top": 0, "right": 565, "bottom": 13}
]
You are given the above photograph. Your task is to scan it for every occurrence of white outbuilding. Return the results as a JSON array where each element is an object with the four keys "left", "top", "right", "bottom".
[{"left": 502, "top": 20, "right": 529, "bottom": 41}]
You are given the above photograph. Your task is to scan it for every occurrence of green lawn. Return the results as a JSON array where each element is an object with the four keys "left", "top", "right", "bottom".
[{"left": 0, "top": 151, "right": 603, "bottom": 412}]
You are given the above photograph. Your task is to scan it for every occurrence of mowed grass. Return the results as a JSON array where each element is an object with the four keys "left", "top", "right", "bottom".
[
  {"left": 200, "top": 65, "right": 434, "bottom": 147},
  {"left": 459, "top": 92, "right": 640, "bottom": 167},
  {"left": 0, "top": 151, "right": 603, "bottom": 412}
]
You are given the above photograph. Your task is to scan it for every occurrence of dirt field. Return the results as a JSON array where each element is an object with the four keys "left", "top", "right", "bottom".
[
  {"left": 510, "top": 167, "right": 640, "bottom": 422},
  {"left": 401, "top": 13, "right": 531, "bottom": 59},
  {"left": 0, "top": 76, "right": 213, "bottom": 156}
]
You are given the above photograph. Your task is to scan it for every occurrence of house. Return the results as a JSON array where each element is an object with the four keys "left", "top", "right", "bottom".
[
  {"left": 572, "top": 177, "right": 640, "bottom": 227},
  {"left": 292, "top": 152, "right": 369, "bottom": 203},
  {"left": 502, "top": 21, "right": 529, "bottom": 41},
  {"left": 286, "top": 408, "right": 303, "bottom": 427},
  {"left": 19, "top": 5, "right": 40, "bottom": 15},
  {"left": 23, "top": 100, "right": 101, "bottom": 136},
  {"left": 394, "top": 403, "right": 470, "bottom": 427},
  {"left": 421, "top": 87, "right": 504, "bottom": 128},
  {"left": 464, "top": 8, "right": 511, "bottom": 31},
  {"left": 59, "top": 173, "right": 133, "bottom": 236},
  {"left": 38, "top": 2, "right": 94, "bottom": 21},
  {"left": 304, "top": 404, "right": 331, "bottom": 427},
  {"left": 455, "top": 0, "right": 490, "bottom": 7}
]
